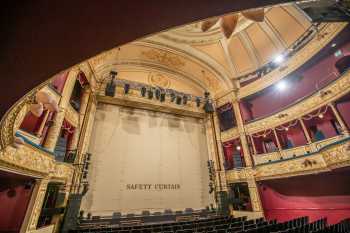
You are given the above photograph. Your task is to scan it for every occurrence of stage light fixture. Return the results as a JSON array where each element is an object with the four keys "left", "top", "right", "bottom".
[
  {"left": 176, "top": 96, "right": 182, "bottom": 105},
  {"left": 141, "top": 87, "right": 146, "bottom": 97},
  {"left": 195, "top": 97, "right": 201, "bottom": 107},
  {"left": 160, "top": 92, "right": 166, "bottom": 102},
  {"left": 86, "top": 153, "right": 91, "bottom": 161},
  {"left": 236, "top": 146, "right": 241, "bottom": 151},
  {"left": 285, "top": 127, "right": 289, "bottom": 131},
  {"left": 273, "top": 54, "right": 285, "bottom": 64},
  {"left": 331, "top": 43, "right": 337, "bottom": 48},
  {"left": 183, "top": 95, "right": 188, "bottom": 105},
  {"left": 124, "top": 83, "right": 130, "bottom": 94},
  {"left": 105, "top": 71, "right": 118, "bottom": 97},
  {"left": 276, "top": 80, "right": 287, "bottom": 91},
  {"left": 170, "top": 93, "right": 176, "bottom": 102},
  {"left": 147, "top": 89, "right": 153, "bottom": 99},
  {"left": 318, "top": 113, "right": 324, "bottom": 119},
  {"left": 155, "top": 89, "right": 161, "bottom": 100}
]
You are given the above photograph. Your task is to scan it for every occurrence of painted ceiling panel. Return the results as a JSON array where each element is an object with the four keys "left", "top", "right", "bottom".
[
  {"left": 266, "top": 6, "right": 306, "bottom": 47},
  {"left": 228, "top": 35, "right": 254, "bottom": 74},
  {"left": 192, "top": 41, "right": 232, "bottom": 73},
  {"left": 246, "top": 23, "right": 279, "bottom": 64}
]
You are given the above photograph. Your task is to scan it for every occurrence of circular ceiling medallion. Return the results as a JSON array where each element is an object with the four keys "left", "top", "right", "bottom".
[{"left": 148, "top": 72, "right": 171, "bottom": 88}]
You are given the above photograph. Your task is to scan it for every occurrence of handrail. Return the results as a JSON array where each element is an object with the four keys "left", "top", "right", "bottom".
[
  {"left": 254, "top": 135, "right": 350, "bottom": 167},
  {"left": 245, "top": 70, "right": 345, "bottom": 124},
  {"left": 15, "top": 131, "right": 55, "bottom": 156}
]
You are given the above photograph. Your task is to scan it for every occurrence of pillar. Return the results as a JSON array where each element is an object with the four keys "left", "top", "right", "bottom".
[
  {"left": 328, "top": 102, "right": 349, "bottom": 136},
  {"left": 250, "top": 135, "right": 257, "bottom": 155},
  {"left": 35, "top": 110, "right": 50, "bottom": 137},
  {"left": 299, "top": 118, "right": 312, "bottom": 143},
  {"left": 232, "top": 101, "right": 252, "bottom": 167},
  {"left": 22, "top": 178, "right": 49, "bottom": 232},
  {"left": 247, "top": 179, "right": 264, "bottom": 215},
  {"left": 44, "top": 69, "right": 80, "bottom": 151},
  {"left": 273, "top": 128, "right": 282, "bottom": 151}
]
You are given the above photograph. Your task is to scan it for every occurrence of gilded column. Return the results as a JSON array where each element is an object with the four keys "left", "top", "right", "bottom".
[
  {"left": 328, "top": 102, "right": 349, "bottom": 136},
  {"left": 299, "top": 118, "right": 312, "bottom": 143},
  {"left": 232, "top": 100, "right": 252, "bottom": 167},
  {"left": 24, "top": 178, "right": 49, "bottom": 232},
  {"left": 273, "top": 128, "right": 282, "bottom": 151},
  {"left": 247, "top": 178, "right": 264, "bottom": 216},
  {"left": 210, "top": 113, "right": 228, "bottom": 193},
  {"left": 35, "top": 110, "right": 50, "bottom": 137},
  {"left": 44, "top": 69, "right": 79, "bottom": 151},
  {"left": 250, "top": 135, "right": 257, "bottom": 155}
]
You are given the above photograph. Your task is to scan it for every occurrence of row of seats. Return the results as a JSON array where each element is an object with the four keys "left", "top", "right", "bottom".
[{"left": 70, "top": 215, "right": 350, "bottom": 233}]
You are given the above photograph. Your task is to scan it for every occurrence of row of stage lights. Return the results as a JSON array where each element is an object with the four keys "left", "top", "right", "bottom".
[{"left": 105, "top": 71, "right": 214, "bottom": 113}]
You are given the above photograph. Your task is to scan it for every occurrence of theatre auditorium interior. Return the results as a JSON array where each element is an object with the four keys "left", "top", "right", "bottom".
[{"left": 2, "top": 1, "right": 350, "bottom": 233}]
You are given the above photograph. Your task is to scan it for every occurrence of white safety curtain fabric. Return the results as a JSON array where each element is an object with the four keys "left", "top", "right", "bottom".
[{"left": 81, "top": 103, "right": 210, "bottom": 215}]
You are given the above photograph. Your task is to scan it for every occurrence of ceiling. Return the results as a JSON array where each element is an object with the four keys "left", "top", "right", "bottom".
[
  {"left": 0, "top": 0, "right": 307, "bottom": 119},
  {"left": 89, "top": 3, "right": 312, "bottom": 97}
]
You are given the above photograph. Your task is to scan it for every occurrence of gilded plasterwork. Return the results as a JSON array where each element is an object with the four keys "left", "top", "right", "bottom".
[
  {"left": 141, "top": 49, "right": 186, "bottom": 69},
  {"left": 148, "top": 72, "right": 171, "bottom": 88}
]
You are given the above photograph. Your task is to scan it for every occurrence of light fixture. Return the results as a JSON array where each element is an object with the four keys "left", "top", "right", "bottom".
[
  {"left": 236, "top": 145, "right": 241, "bottom": 151},
  {"left": 273, "top": 54, "right": 285, "bottom": 64},
  {"left": 140, "top": 87, "right": 146, "bottom": 97},
  {"left": 147, "top": 89, "right": 153, "bottom": 99},
  {"left": 124, "top": 83, "right": 130, "bottom": 94},
  {"left": 176, "top": 96, "right": 182, "bottom": 105},
  {"left": 331, "top": 43, "right": 337, "bottom": 48},
  {"left": 318, "top": 113, "right": 324, "bottom": 119},
  {"left": 285, "top": 127, "right": 289, "bottom": 131},
  {"left": 183, "top": 95, "right": 188, "bottom": 105},
  {"left": 170, "top": 93, "right": 176, "bottom": 102},
  {"left": 155, "top": 89, "right": 161, "bottom": 100},
  {"left": 160, "top": 92, "right": 165, "bottom": 102},
  {"left": 276, "top": 80, "right": 287, "bottom": 91},
  {"left": 196, "top": 97, "right": 201, "bottom": 107}
]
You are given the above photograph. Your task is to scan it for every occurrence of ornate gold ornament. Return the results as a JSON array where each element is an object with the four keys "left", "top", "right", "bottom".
[
  {"left": 148, "top": 72, "right": 171, "bottom": 88},
  {"left": 141, "top": 49, "right": 185, "bottom": 69}
]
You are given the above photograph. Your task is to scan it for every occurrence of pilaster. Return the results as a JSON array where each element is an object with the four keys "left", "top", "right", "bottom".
[
  {"left": 24, "top": 178, "right": 49, "bottom": 232},
  {"left": 43, "top": 69, "right": 79, "bottom": 151},
  {"left": 232, "top": 101, "right": 252, "bottom": 167},
  {"left": 329, "top": 102, "right": 349, "bottom": 136}
]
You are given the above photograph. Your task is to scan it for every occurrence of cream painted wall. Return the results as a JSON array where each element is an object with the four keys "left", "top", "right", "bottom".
[{"left": 81, "top": 103, "right": 211, "bottom": 216}]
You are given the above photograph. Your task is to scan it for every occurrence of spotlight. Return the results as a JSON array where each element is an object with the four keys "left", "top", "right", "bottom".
[
  {"left": 195, "top": 97, "right": 201, "bottom": 107},
  {"left": 141, "top": 87, "right": 146, "bottom": 97},
  {"left": 318, "top": 113, "right": 324, "bottom": 119},
  {"left": 183, "top": 95, "right": 188, "bottom": 105},
  {"left": 331, "top": 43, "right": 336, "bottom": 48},
  {"left": 276, "top": 80, "right": 287, "bottom": 91},
  {"left": 285, "top": 127, "right": 289, "bottom": 131},
  {"left": 273, "top": 54, "right": 285, "bottom": 64},
  {"left": 147, "top": 89, "right": 153, "bottom": 99},
  {"left": 86, "top": 153, "right": 91, "bottom": 161},
  {"left": 236, "top": 146, "right": 241, "bottom": 151},
  {"left": 176, "top": 96, "right": 182, "bottom": 105},
  {"left": 124, "top": 83, "right": 130, "bottom": 94},
  {"left": 82, "top": 171, "right": 88, "bottom": 179},
  {"left": 160, "top": 92, "right": 166, "bottom": 102},
  {"left": 170, "top": 93, "right": 176, "bottom": 102},
  {"left": 155, "top": 89, "right": 161, "bottom": 100}
]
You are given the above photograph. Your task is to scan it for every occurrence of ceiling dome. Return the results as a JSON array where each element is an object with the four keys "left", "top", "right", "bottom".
[
  {"left": 158, "top": 4, "right": 312, "bottom": 79},
  {"left": 89, "top": 3, "right": 345, "bottom": 98}
]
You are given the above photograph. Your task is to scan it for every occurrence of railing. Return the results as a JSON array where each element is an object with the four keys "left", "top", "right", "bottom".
[{"left": 254, "top": 135, "right": 350, "bottom": 166}]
